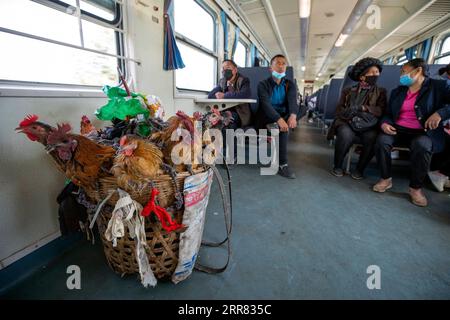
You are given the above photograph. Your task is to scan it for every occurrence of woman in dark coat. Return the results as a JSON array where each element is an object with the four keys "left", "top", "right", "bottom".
[
  {"left": 373, "top": 58, "right": 450, "bottom": 207},
  {"left": 327, "top": 57, "right": 387, "bottom": 179}
]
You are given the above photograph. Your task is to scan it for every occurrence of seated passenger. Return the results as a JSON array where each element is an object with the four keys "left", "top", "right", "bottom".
[
  {"left": 208, "top": 59, "right": 252, "bottom": 129},
  {"left": 428, "top": 123, "right": 450, "bottom": 192},
  {"left": 327, "top": 57, "right": 387, "bottom": 179},
  {"left": 255, "top": 54, "right": 299, "bottom": 179},
  {"left": 373, "top": 58, "right": 450, "bottom": 207},
  {"left": 438, "top": 64, "right": 450, "bottom": 82}
]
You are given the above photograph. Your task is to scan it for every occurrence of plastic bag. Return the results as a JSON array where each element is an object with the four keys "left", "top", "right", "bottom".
[
  {"left": 172, "top": 169, "right": 214, "bottom": 284},
  {"left": 95, "top": 85, "right": 150, "bottom": 121}
]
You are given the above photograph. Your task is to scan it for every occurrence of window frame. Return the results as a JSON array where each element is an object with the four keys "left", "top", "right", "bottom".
[
  {"left": 0, "top": 0, "right": 128, "bottom": 96},
  {"left": 173, "top": 0, "right": 218, "bottom": 94},
  {"left": 433, "top": 33, "right": 450, "bottom": 64},
  {"left": 43, "top": 0, "right": 122, "bottom": 26}
]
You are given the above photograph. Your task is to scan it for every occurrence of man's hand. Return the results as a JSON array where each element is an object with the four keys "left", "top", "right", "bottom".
[
  {"left": 287, "top": 114, "right": 297, "bottom": 129},
  {"left": 381, "top": 123, "right": 397, "bottom": 135},
  {"left": 424, "top": 112, "right": 441, "bottom": 130},
  {"left": 215, "top": 92, "right": 225, "bottom": 99},
  {"left": 277, "top": 118, "right": 289, "bottom": 132}
]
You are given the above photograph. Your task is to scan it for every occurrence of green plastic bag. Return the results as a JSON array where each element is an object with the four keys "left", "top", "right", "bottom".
[{"left": 95, "top": 85, "right": 150, "bottom": 121}]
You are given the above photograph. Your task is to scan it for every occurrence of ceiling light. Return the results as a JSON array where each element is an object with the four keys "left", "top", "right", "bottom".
[
  {"left": 318, "top": 73, "right": 322, "bottom": 77},
  {"left": 335, "top": 33, "right": 349, "bottom": 47},
  {"left": 299, "top": 0, "right": 311, "bottom": 18},
  {"left": 315, "top": 77, "right": 319, "bottom": 81},
  {"left": 301, "top": 66, "right": 306, "bottom": 71}
]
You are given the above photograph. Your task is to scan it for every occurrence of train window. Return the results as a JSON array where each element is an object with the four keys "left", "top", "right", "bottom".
[
  {"left": 174, "top": 0, "right": 216, "bottom": 92},
  {"left": 396, "top": 55, "right": 408, "bottom": 66},
  {"left": 57, "top": 0, "right": 117, "bottom": 22},
  {"left": 234, "top": 41, "right": 248, "bottom": 67},
  {"left": 434, "top": 35, "right": 450, "bottom": 65},
  {"left": 175, "top": 42, "right": 216, "bottom": 92},
  {"left": 0, "top": 0, "right": 123, "bottom": 86},
  {"left": 174, "top": 0, "right": 214, "bottom": 51}
]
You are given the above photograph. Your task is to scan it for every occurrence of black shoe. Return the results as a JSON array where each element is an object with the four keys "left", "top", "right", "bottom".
[
  {"left": 351, "top": 170, "right": 364, "bottom": 180},
  {"left": 331, "top": 168, "right": 344, "bottom": 177},
  {"left": 278, "top": 165, "right": 296, "bottom": 179}
]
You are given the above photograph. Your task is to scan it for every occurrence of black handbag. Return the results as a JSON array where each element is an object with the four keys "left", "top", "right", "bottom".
[
  {"left": 346, "top": 88, "right": 378, "bottom": 132},
  {"left": 350, "top": 111, "right": 378, "bottom": 132}
]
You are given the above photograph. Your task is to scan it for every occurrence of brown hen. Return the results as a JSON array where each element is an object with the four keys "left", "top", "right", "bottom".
[{"left": 111, "top": 135, "right": 163, "bottom": 190}]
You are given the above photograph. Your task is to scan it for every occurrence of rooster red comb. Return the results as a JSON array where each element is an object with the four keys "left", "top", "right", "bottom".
[
  {"left": 81, "top": 115, "right": 91, "bottom": 123},
  {"left": 19, "top": 114, "right": 39, "bottom": 127}
]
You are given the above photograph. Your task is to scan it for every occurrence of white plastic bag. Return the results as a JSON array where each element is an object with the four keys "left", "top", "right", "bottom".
[{"left": 172, "top": 169, "right": 214, "bottom": 284}]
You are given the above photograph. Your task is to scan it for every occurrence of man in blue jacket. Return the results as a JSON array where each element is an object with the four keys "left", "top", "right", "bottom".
[{"left": 255, "top": 54, "right": 299, "bottom": 179}]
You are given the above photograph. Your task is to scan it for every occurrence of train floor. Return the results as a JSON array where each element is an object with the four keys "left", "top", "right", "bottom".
[{"left": 2, "top": 121, "right": 450, "bottom": 299}]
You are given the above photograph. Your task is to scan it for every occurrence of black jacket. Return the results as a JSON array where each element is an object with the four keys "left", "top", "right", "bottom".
[
  {"left": 382, "top": 78, "right": 450, "bottom": 153},
  {"left": 208, "top": 73, "right": 252, "bottom": 126},
  {"left": 255, "top": 76, "right": 299, "bottom": 128}
]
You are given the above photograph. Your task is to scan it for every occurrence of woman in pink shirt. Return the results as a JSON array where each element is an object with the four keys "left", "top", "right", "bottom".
[{"left": 373, "top": 58, "right": 450, "bottom": 207}]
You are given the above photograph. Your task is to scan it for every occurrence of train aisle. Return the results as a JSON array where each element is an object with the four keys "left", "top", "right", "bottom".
[{"left": 2, "top": 122, "right": 450, "bottom": 299}]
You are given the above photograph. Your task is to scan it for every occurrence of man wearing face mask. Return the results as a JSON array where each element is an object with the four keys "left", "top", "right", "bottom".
[
  {"left": 327, "top": 57, "right": 387, "bottom": 180},
  {"left": 373, "top": 58, "right": 450, "bottom": 207},
  {"left": 208, "top": 59, "right": 252, "bottom": 129},
  {"left": 255, "top": 54, "right": 299, "bottom": 179}
]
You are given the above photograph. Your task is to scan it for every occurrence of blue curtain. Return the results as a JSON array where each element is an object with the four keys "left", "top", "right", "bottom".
[
  {"left": 231, "top": 27, "right": 240, "bottom": 60},
  {"left": 221, "top": 10, "right": 229, "bottom": 59},
  {"left": 250, "top": 44, "right": 256, "bottom": 66},
  {"left": 405, "top": 45, "right": 417, "bottom": 60},
  {"left": 163, "top": 0, "right": 185, "bottom": 70},
  {"left": 420, "top": 38, "right": 433, "bottom": 61}
]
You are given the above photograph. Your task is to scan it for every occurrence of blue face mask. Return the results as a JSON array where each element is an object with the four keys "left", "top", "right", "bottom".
[
  {"left": 272, "top": 71, "right": 286, "bottom": 79},
  {"left": 399, "top": 69, "right": 417, "bottom": 86}
]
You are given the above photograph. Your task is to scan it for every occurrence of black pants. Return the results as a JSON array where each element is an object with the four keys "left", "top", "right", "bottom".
[
  {"left": 430, "top": 134, "right": 450, "bottom": 177},
  {"left": 375, "top": 126, "right": 432, "bottom": 189},
  {"left": 334, "top": 124, "right": 378, "bottom": 173},
  {"left": 222, "top": 110, "right": 241, "bottom": 161},
  {"left": 260, "top": 114, "right": 290, "bottom": 166}
]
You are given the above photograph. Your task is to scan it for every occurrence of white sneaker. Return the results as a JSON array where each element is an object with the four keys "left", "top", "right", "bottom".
[
  {"left": 444, "top": 178, "right": 450, "bottom": 189},
  {"left": 428, "top": 171, "right": 447, "bottom": 192}
]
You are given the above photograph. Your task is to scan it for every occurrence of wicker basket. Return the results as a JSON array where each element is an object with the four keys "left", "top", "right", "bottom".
[{"left": 92, "top": 167, "right": 207, "bottom": 279}]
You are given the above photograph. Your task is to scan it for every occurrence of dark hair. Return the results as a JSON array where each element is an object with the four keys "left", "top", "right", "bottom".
[
  {"left": 404, "top": 58, "right": 429, "bottom": 77},
  {"left": 348, "top": 57, "right": 383, "bottom": 82},
  {"left": 270, "top": 54, "right": 287, "bottom": 65},
  {"left": 222, "top": 59, "right": 237, "bottom": 68}
]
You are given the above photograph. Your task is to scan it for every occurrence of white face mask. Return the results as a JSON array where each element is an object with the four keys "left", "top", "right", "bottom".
[{"left": 272, "top": 71, "right": 286, "bottom": 79}]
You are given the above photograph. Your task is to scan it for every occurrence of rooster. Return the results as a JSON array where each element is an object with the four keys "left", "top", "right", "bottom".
[
  {"left": 80, "top": 115, "right": 98, "bottom": 136},
  {"left": 111, "top": 135, "right": 163, "bottom": 191},
  {"left": 45, "top": 123, "right": 116, "bottom": 191},
  {"left": 150, "top": 111, "right": 204, "bottom": 173},
  {"left": 15, "top": 114, "right": 67, "bottom": 173},
  {"left": 16, "top": 114, "right": 54, "bottom": 145}
]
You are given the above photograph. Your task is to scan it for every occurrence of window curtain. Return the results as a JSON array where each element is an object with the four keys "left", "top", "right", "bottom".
[
  {"left": 220, "top": 10, "right": 229, "bottom": 59},
  {"left": 419, "top": 38, "right": 433, "bottom": 61},
  {"left": 250, "top": 44, "right": 256, "bottom": 66},
  {"left": 163, "top": 0, "right": 185, "bottom": 70},
  {"left": 405, "top": 45, "right": 417, "bottom": 61},
  {"left": 231, "top": 27, "right": 240, "bottom": 60}
]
